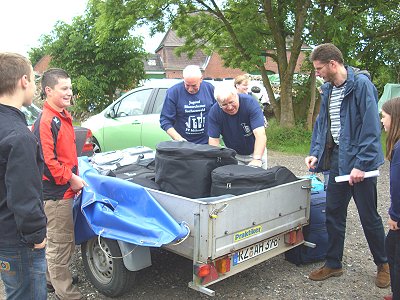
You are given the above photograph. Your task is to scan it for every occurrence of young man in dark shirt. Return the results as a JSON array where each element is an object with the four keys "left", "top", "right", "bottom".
[{"left": 0, "top": 52, "right": 47, "bottom": 300}]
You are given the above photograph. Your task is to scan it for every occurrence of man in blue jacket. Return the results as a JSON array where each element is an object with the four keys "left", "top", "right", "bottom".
[
  {"left": 0, "top": 52, "right": 47, "bottom": 299},
  {"left": 305, "top": 43, "right": 389, "bottom": 288},
  {"left": 160, "top": 65, "right": 216, "bottom": 144}
]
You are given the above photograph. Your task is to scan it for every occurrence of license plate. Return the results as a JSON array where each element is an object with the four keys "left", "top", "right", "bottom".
[{"left": 233, "top": 237, "right": 279, "bottom": 265}]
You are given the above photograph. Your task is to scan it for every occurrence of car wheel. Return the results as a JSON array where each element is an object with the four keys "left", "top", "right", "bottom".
[
  {"left": 92, "top": 137, "right": 101, "bottom": 153},
  {"left": 81, "top": 237, "right": 136, "bottom": 298}
]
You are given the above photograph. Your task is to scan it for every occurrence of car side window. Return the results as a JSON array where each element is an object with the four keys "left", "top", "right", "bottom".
[
  {"left": 153, "top": 88, "right": 167, "bottom": 114},
  {"left": 116, "top": 89, "right": 152, "bottom": 117}
]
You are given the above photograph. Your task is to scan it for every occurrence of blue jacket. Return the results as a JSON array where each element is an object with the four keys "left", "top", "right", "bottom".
[
  {"left": 389, "top": 141, "right": 400, "bottom": 223},
  {"left": 310, "top": 66, "right": 384, "bottom": 175}
]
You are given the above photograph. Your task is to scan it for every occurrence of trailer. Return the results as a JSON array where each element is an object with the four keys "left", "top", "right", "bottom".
[{"left": 79, "top": 177, "right": 311, "bottom": 297}]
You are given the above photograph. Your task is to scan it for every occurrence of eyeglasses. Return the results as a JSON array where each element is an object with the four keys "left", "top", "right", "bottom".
[
  {"left": 314, "top": 62, "right": 330, "bottom": 72},
  {"left": 219, "top": 100, "right": 236, "bottom": 109}
]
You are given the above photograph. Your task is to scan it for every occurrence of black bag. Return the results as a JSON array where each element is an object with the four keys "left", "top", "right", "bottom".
[
  {"left": 285, "top": 190, "right": 328, "bottom": 265},
  {"left": 155, "top": 141, "right": 237, "bottom": 198},
  {"left": 109, "top": 160, "right": 155, "bottom": 180},
  {"left": 210, "top": 165, "right": 298, "bottom": 196}
]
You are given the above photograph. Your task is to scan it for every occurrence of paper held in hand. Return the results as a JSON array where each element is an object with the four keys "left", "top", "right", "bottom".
[{"left": 335, "top": 170, "right": 380, "bottom": 182}]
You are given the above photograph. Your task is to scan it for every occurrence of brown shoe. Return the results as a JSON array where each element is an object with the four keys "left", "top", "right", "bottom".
[
  {"left": 309, "top": 265, "right": 343, "bottom": 281},
  {"left": 376, "top": 263, "right": 390, "bottom": 288}
]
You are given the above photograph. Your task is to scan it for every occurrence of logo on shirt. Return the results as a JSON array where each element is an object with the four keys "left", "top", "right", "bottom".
[
  {"left": 184, "top": 99, "right": 206, "bottom": 135},
  {"left": 241, "top": 123, "right": 252, "bottom": 136},
  {"left": 52, "top": 117, "right": 60, "bottom": 124}
]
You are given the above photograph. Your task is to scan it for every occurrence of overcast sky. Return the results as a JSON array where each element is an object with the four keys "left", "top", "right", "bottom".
[{"left": 0, "top": 0, "right": 162, "bottom": 56}]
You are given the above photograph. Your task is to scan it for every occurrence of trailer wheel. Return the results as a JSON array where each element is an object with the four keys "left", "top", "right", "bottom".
[{"left": 81, "top": 237, "right": 136, "bottom": 298}]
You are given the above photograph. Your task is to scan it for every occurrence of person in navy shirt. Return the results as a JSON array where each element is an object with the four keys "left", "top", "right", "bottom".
[
  {"left": 208, "top": 84, "right": 267, "bottom": 168},
  {"left": 160, "top": 65, "right": 216, "bottom": 144},
  {"left": 381, "top": 97, "right": 400, "bottom": 300}
]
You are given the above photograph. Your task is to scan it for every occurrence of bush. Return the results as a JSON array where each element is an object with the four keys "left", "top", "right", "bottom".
[{"left": 266, "top": 118, "right": 312, "bottom": 154}]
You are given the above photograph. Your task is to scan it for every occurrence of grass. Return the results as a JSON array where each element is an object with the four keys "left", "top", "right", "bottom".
[
  {"left": 266, "top": 119, "right": 312, "bottom": 155},
  {"left": 267, "top": 118, "right": 387, "bottom": 156}
]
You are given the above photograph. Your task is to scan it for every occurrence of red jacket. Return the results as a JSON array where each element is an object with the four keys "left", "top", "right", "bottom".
[{"left": 33, "top": 102, "right": 78, "bottom": 200}]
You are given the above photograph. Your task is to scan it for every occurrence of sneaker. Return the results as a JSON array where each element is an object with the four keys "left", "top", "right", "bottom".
[
  {"left": 47, "top": 274, "right": 79, "bottom": 293},
  {"left": 309, "top": 265, "right": 343, "bottom": 281},
  {"left": 376, "top": 263, "right": 390, "bottom": 288}
]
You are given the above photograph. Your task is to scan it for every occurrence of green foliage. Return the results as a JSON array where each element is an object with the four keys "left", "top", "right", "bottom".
[
  {"left": 266, "top": 118, "right": 312, "bottom": 154},
  {"left": 31, "top": 0, "right": 147, "bottom": 119}
]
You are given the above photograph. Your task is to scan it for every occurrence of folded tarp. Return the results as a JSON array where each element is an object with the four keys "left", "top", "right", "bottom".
[{"left": 73, "top": 157, "right": 189, "bottom": 246}]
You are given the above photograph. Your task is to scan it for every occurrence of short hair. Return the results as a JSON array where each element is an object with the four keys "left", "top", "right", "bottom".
[
  {"left": 382, "top": 97, "right": 400, "bottom": 161},
  {"left": 182, "top": 65, "right": 202, "bottom": 79},
  {"left": 41, "top": 68, "right": 70, "bottom": 99},
  {"left": 234, "top": 74, "right": 250, "bottom": 87},
  {"left": 0, "top": 52, "right": 32, "bottom": 97},
  {"left": 214, "top": 83, "right": 238, "bottom": 104},
  {"left": 310, "top": 43, "right": 344, "bottom": 64}
]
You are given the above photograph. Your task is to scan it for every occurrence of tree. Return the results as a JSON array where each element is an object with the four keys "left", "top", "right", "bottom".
[
  {"left": 95, "top": 0, "right": 313, "bottom": 128},
  {"left": 30, "top": 0, "right": 147, "bottom": 118},
  {"left": 90, "top": 0, "right": 400, "bottom": 126}
]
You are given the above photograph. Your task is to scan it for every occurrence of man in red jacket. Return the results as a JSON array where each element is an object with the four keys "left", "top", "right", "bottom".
[{"left": 33, "top": 68, "right": 86, "bottom": 300}]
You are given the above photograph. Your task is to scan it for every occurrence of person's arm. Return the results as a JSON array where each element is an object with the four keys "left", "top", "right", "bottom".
[
  {"left": 166, "top": 127, "right": 186, "bottom": 141},
  {"left": 248, "top": 127, "right": 266, "bottom": 167},
  {"left": 6, "top": 133, "right": 47, "bottom": 245},
  {"left": 160, "top": 88, "right": 179, "bottom": 138},
  {"left": 353, "top": 78, "right": 382, "bottom": 172}
]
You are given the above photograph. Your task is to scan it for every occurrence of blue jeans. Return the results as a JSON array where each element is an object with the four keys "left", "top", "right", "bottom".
[
  {"left": 325, "top": 146, "right": 387, "bottom": 269},
  {"left": 0, "top": 246, "right": 47, "bottom": 300},
  {"left": 386, "top": 230, "right": 400, "bottom": 300}
]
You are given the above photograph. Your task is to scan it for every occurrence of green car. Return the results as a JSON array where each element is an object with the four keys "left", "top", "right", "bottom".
[{"left": 82, "top": 79, "right": 182, "bottom": 152}]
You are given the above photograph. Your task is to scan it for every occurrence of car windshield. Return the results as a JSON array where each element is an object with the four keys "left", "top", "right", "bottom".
[{"left": 21, "top": 104, "right": 41, "bottom": 126}]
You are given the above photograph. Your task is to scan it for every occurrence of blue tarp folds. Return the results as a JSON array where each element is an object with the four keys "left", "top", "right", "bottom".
[{"left": 73, "top": 157, "right": 189, "bottom": 246}]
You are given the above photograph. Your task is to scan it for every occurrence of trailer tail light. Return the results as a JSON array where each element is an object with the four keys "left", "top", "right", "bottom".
[
  {"left": 194, "top": 263, "right": 219, "bottom": 285},
  {"left": 284, "top": 229, "right": 304, "bottom": 245},
  {"left": 215, "top": 257, "right": 230, "bottom": 274},
  {"left": 194, "top": 264, "right": 211, "bottom": 277}
]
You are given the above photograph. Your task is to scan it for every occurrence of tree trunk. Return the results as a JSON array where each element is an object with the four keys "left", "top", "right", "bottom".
[
  {"left": 279, "top": 78, "right": 295, "bottom": 128},
  {"left": 306, "top": 71, "right": 317, "bottom": 130}
]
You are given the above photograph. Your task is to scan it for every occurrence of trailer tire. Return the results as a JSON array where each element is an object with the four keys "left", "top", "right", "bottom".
[{"left": 81, "top": 237, "right": 136, "bottom": 297}]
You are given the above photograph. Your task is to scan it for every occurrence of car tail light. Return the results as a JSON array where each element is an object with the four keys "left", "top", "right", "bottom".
[{"left": 82, "top": 129, "right": 93, "bottom": 153}]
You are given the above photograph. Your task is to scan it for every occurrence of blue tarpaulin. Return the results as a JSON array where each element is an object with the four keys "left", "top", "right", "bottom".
[{"left": 73, "top": 157, "right": 189, "bottom": 246}]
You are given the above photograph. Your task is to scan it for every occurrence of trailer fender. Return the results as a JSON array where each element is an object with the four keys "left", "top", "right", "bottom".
[{"left": 117, "top": 241, "right": 152, "bottom": 271}]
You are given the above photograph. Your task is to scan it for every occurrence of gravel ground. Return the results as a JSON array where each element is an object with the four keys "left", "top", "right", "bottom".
[{"left": 1, "top": 150, "right": 392, "bottom": 300}]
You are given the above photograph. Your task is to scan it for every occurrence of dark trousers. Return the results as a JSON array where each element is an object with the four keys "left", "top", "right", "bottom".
[
  {"left": 325, "top": 146, "right": 387, "bottom": 269},
  {"left": 386, "top": 230, "right": 400, "bottom": 299}
]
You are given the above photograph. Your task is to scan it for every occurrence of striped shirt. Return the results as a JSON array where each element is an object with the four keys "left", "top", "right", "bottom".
[{"left": 329, "top": 84, "right": 346, "bottom": 145}]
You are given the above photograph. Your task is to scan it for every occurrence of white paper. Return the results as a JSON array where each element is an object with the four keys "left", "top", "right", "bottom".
[{"left": 335, "top": 170, "right": 380, "bottom": 182}]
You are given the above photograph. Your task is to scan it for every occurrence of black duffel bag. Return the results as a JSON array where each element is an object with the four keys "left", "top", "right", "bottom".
[
  {"left": 155, "top": 141, "right": 237, "bottom": 198},
  {"left": 211, "top": 165, "right": 298, "bottom": 196}
]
